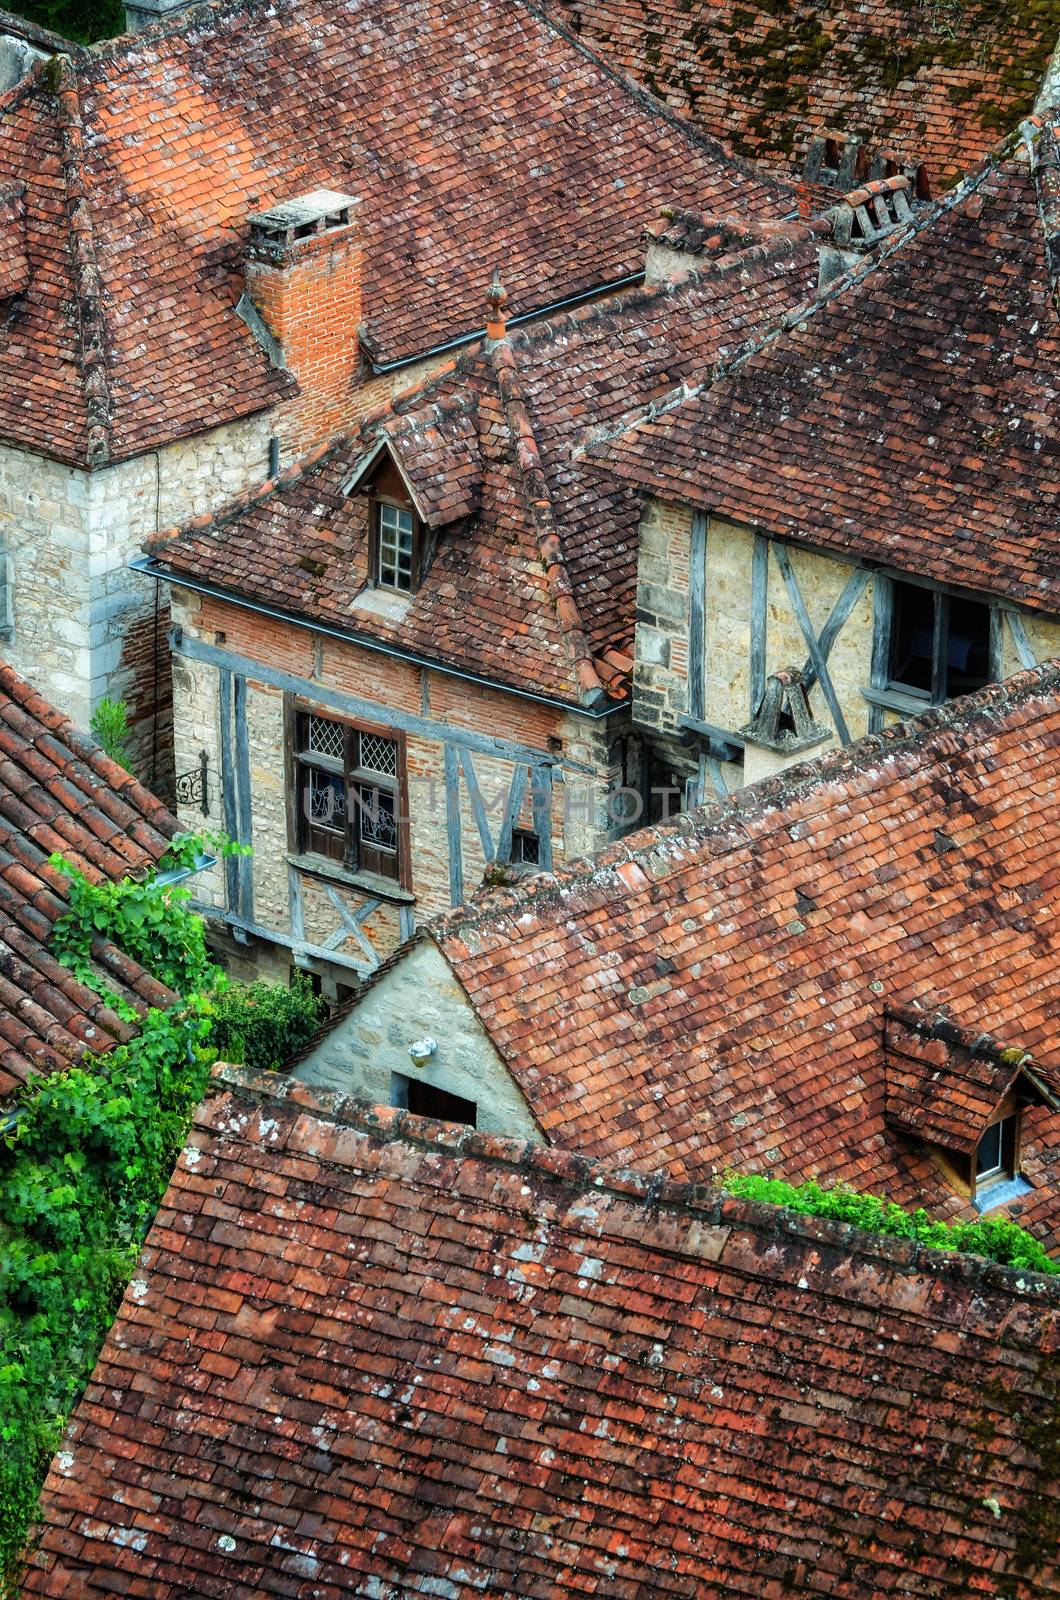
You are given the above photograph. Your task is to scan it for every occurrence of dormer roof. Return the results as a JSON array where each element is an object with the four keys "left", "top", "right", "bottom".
[
  {"left": 147, "top": 233, "right": 820, "bottom": 707},
  {"left": 884, "top": 1006, "right": 1060, "bottom": 1155}
]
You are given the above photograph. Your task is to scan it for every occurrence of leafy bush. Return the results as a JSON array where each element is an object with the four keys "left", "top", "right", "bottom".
[
  {"left": 5, "top": 0, "right": 124, "bottom": 44},
  {"left": 89, "top": 697, "right": 131, "bottom": 770},
  {"left": 718, "top": 1172, "right": 1058, "bottom": 1275},
  {"left": 207, "top": 974, "right": 325, "bottom": 1073}
]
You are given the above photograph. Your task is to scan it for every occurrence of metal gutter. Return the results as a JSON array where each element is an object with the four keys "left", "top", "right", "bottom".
[
  {"left": 367, "top": 271, "right": 646, "bottom": 374},
  {"left": 131, "top": 556, "right": 626, "bottom": 720}
]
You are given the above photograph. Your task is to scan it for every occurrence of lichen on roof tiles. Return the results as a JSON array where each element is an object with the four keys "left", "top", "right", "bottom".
[{"left": 19, "top": 1060, "right": 1060, "bottom": 1597}]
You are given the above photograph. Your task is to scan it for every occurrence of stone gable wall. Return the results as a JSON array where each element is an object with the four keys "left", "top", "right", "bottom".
[{"left": 292, "top": 938, "right": 542, "bottom": 1139}]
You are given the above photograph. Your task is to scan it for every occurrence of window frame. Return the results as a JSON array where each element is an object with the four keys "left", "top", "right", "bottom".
[
  {"left": 370, "top": 495, "right": 423, "bottom": 594},
  {"left": 391, "top": 1070, "right": 477, "bottom": 1128},
  {"left": 288, "top": 703, "right": 410, "bottom": 889},
  {"left": 885, "top": 579, "right": 995, "bottom": 705},
  {"left": 973, "top": 1111, "right": 1020, "bottom": 1194}
]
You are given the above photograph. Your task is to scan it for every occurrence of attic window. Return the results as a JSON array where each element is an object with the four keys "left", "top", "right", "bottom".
[
  {"left": 391, "top": 1072, "right": 477, "bottom": 1128},
  {"left": 975, "top": 1113, "right": 1018, "bottom": 1192},
  {"left": 888, "top": 582, "right": 991, "bottom": 702},
  {"left": 371, "top": 498, "right": 424, "bottom": 593},
  {"left": 511, "top": 828, "right": 540, "bottom": 867}
]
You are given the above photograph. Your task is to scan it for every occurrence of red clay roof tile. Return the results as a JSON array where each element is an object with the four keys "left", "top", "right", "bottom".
[
  {"left": 0, "top": 0, "right": 789, "bottom": 466},
  {"left": 413, "top": 664, "right": 1060, "bottom": 1249},
  {"left": 0, "top": 661, "right": 179, "bottom": 1101},
  {"left": 587, "top": 121, "right": 1060, "bottom": 615},
  {"left": 20, "top": 1062, "right": 1060, "bottom": 1598},
  {"left": 546, "top": 0, "right": 1060, "bottom": 191},
  {"left": 148, "top": 234, "right": 820, "bottom": 702}
]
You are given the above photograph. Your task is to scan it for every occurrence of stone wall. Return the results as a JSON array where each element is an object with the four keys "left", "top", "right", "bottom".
[
  {"left": 0, "top": 414, "right": 274, "bottom": 793},
  {"left": 170, "top": 586, "right": 619, "bottom": 985},
  {"left": 632, "top": 496, "right": 1060, "bottom": 785},
  {"left": 293, "top": 938, "right": 542, "bottom": 1138}
]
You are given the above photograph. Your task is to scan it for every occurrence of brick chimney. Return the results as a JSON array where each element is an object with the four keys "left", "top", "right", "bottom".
[{"left": 240, "top": 190, "right": 362, "bottom": 456}]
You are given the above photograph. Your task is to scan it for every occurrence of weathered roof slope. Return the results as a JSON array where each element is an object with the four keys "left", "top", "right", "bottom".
[
  {"left": 148, "top": 229, "right": 820, "bottom": 704},
  {"left": 0, "top": 0, "right": 787, "bottom": 466},
  {"left": 589, "top": 121, "right": 1060, "bottom": 614},
  {"left": 549, "top": 0, "right": 1060, "bottom": 188},
  {"left": 21, "top": 1064, "right": 1060, "bottom": 1598},
  {"left": 0, "top": 661, "right": 177, "bottom": 1100},
  {"left": 425, "top": 664, "right": 1060, "bottom": 1244}
]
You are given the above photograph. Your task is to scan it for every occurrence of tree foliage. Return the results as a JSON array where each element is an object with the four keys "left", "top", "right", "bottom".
[{"left": 6, "top": 0, "right": 123, "bottom": 44}]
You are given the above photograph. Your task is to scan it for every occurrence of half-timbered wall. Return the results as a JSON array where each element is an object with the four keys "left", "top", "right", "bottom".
[
  {"left": 633, "top": 496, "right": 1060, "bottom": 792},
  {"left": 170, "top": 587, "right": 617, "bottom": 986}
]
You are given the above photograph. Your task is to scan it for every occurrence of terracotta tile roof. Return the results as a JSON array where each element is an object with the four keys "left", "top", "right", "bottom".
[
  {"left": 547, "top": 0, "right": 1060, "bottom": 190},
  {"left": 22, "top": 1062, "right": 1060, "bottom": 1599},
  {"left": 413, "top": 664, "right": 1060, "bottom": 1247},
  {"left": 0, "top": 661, "right": 178, "bottom": 1102},
  {"left": 885, "top": 1007, "right": 1060, "bottom": 1156},
  {"left": 586, "top": 121, "right": 1060, "bottom": 616},
  {"left": 147, "top": 233, "right": 820, "bottom": 704},
  {"left": 0, "top": 0, "right": 789, "bottom": 468}
]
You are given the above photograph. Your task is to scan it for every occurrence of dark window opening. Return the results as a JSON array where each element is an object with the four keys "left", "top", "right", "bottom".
[
  {"left": 391, "top": 1071, "right": 477, "bottom": 1128},
  {"left": 511, "top": 828, "right": 540, "bottom": 866},
  {"left": 975, "top": 1113, "right": 1019, "bottom": 1192},
  {"left": 294, "top": 711, "right": 403, "bottom": 881},
  {"left": 889, "top": 582, "right": 991, "bottom": 703}
]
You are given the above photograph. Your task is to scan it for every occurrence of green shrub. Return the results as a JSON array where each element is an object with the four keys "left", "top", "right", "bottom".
[
  {"left": 717, "top": 1171, "right": 1058, "bottom": 1275},
  {"left": 207, "top": 974, "right": 326, "bottom": 1073},
  {"left": 89, "top": 697, "right": 131, "bottom": 770}
]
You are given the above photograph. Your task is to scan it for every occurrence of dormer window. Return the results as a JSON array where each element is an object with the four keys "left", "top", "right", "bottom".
[
  {"left": 374, "top": 500, "right": 418, "bottom": 592},
  {"left": 975, "top": 1113, "right": 1019, "bottom": 1195}
]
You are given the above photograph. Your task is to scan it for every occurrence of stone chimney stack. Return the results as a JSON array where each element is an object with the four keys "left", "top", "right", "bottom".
[{"left": 240, "top": 190, "right": 362, "bottom": 456}]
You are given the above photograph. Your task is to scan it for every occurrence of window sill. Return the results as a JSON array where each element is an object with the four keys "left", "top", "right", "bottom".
[
  {"left": 861, "top": 685, "right": 934, "bottom": 718},
  {"left": 972, "top": 1173, "right": 1033, "bottom": 1214},
  {"left": 286, "top": 852, "right": 416, "bottom": 904}
]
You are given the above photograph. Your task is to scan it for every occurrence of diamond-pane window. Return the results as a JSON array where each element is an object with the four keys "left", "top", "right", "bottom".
[
  {"left": 294, "top": 709, "right": 403, "bottom": 883},
  {"left": 307, "top": 714, "right": 345, "bottom": 761},
  {"left": 358, "top": 732, "right": 398, "bottom": 778}
]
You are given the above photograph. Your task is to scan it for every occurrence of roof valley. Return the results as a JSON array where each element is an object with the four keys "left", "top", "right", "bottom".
[
  {"left": 487, "top": 335, "right": 608, "bottom": 706},
  {"left": 53, "top": 58, "right": 113, "bottom": 467}
]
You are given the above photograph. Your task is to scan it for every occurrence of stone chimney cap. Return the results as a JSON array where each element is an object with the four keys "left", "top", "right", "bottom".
[{"left": 247, "top": 190, "right": 359, "bottom": 259}]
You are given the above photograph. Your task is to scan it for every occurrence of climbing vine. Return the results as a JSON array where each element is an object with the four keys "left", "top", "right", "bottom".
[{"left": 0, "top": 835, "right": 325, "bottom": 1592}]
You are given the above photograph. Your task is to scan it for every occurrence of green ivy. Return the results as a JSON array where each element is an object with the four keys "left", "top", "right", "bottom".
[
  {"left": 718, "top": 1172, "right": 1059, "bottom": 1274},
  {"left": 0, "top": 1003, "right": 214, "bottom": 1592},
  {"left": 3, "top": 0, "right": 124, "bottom": 43},
  {"left": 0, "top": 830, "right": 322, "bottom": 1592},
  {"left": 47, "top": 830, "right": 243, "bottom": 1009}
]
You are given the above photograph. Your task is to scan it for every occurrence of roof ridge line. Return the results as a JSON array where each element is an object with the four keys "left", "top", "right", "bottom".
[
  {"left": 1031, "top": 115, "right": 1060, "bottom": 303},
  {"left": 487, "top": 337, "right": 610, "bottom": 707},
  {"left": 429, "top": 660, "right": 1060, "bottom": 931},
  {"left": 578, "top": 148, "right": 1010, "bottom": 461},
  {"left": 53, "top": 56, "right": 113, "bottom": 467},
  {"left": 206, "top": 1063, "right": 1060, "bottom": 1311}
]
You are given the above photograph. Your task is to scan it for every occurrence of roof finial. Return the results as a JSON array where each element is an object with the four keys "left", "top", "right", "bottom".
[{"left": 485, "top": 268, "right": 507, "bottom": 341}]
